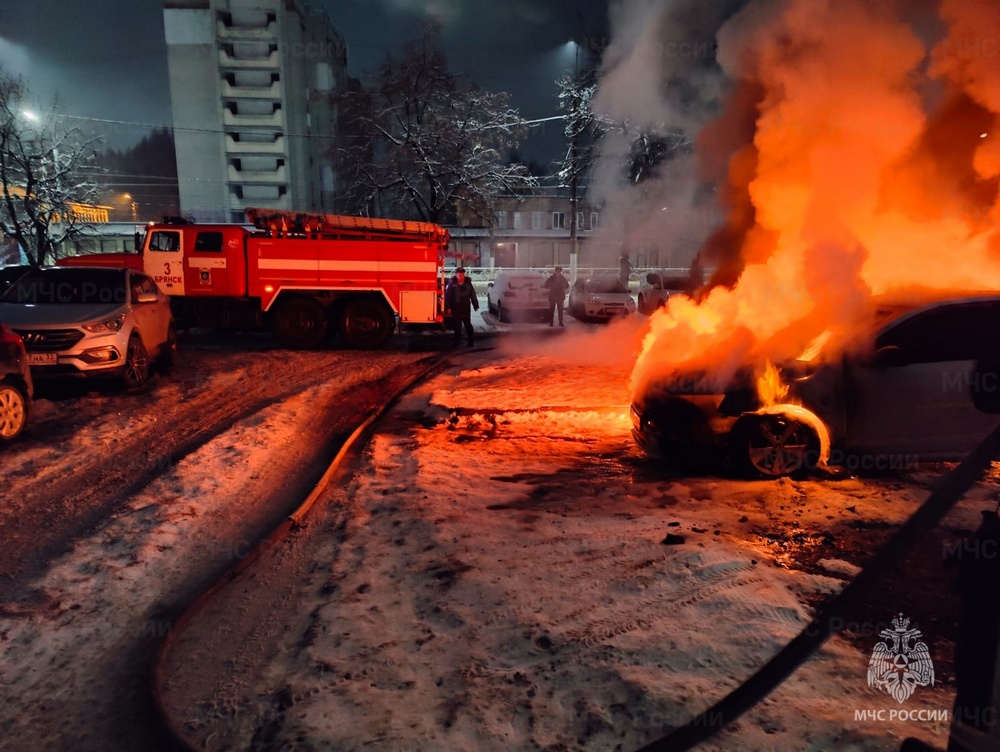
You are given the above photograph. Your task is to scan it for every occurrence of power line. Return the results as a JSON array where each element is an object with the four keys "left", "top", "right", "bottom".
[{"left": 54, "top": 110, "right": 567, "bottom": 140}]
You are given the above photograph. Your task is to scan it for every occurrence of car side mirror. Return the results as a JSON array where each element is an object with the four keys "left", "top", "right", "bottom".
[
  {"left": 872, "top": 345, "right": 907, "bottom": 368},
  {"left": 135, "top": 292, "right": 158, "bottom": 304}
]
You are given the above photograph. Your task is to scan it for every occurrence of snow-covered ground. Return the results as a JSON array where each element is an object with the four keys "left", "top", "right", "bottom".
[
  {"left": 157, "top": 319, "right": 993, "bottom": 751},
  {"left": 0, "top": 342, "right": 435, "bottom": 751}
]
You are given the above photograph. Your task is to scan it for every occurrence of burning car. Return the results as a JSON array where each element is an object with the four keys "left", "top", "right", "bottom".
[
  {"left": 631, "top": 294, "right": 1000, "bottom": 477},
  {"left": 568, "top": 276, "right": 636, "bottom": 322}
]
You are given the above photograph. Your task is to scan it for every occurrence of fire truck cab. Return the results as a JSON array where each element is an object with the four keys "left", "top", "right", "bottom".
[{"left": 65, "top": 210, "right": 450, "bottom": 350}]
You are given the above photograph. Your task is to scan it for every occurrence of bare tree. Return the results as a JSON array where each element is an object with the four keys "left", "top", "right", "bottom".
[
  {"left": 0, "top": 72, "right": 101, "bottom": 266},
  {"left": 331, "top": 25, "right": 537, "bottom": 225}
]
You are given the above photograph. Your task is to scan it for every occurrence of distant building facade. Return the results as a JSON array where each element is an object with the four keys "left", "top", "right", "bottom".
[
  {"left": 450, "top": 188, "right": 700, "bottom": 273},
  {"left": 164, "top": 0, "right": 347, "bottom": 222}
]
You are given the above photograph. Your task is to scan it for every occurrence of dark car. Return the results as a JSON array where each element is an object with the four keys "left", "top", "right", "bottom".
[
  {"left": 631, "top": 295, "right": 1000, "bottom": 477},
  {"left": 0, "top": 322, "right": 33, "bottom": 441}
]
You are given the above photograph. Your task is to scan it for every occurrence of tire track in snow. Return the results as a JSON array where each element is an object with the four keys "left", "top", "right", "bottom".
[{"left": 0, "top": 349, "right": 412, "bottom": 603}]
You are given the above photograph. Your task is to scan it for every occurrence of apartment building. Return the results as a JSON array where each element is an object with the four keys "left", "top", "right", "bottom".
[{"left": 164, "top": 0, "right": 346, "bottom": 222}]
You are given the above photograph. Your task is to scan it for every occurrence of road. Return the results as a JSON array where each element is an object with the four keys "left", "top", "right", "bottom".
[{"left": 0, "top": 332, "right": 442, "bottom": 752}]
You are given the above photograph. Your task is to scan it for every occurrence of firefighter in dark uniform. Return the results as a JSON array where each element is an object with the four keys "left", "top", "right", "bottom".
[{"left": 446, "top": 266, "right": 479, "bottom": 346}]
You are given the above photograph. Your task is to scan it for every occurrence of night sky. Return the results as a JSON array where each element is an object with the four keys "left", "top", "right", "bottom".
[{"left": 0, "top": 0, "right": 609, "bottom": 166}]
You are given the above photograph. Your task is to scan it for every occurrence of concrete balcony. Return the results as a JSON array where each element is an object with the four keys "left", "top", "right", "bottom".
[
  {"left": 221, "top": 81, "right": 280, "bottom": 99},
  {"left": 228, "top": 165, "right": 287, "bottom": 183},
  {"left": 218, "top": 49, "right": 279, "bottom": 69},
  {"left": 225, "top": 134, "right": 286, "bottom": 155},
  {"left": 216, "top": 20, "right": 277, "bottom": 40},
  {"left": 229, "top": 194, "right": 291, "bottom": 212},
  {"left": 222, "top": 109, "right": 282, "bottom": 128}
]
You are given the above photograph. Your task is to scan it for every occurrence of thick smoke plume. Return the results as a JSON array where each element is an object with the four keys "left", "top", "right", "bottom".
[{"left": 605, "top": 0, "right": 1000, "bottom": 397}]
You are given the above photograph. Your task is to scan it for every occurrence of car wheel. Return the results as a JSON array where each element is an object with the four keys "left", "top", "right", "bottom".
[
  {"left": 272, "top": 297, "right": 328, "bottom": 349},
  {"left": 339, "top": 297, "right": 395, "bottom": 349},
  {"left": 0, "top": 382, "right": 28, "bottom": 441},
  {"left": 157, "top": 323, "right": 177, "bottom": 371},
  {"left": 731, "top": 414, "right": 819, "bottom": 479},
  {"left": 122, "top": 334, "right": 150, "bottom": 389}
]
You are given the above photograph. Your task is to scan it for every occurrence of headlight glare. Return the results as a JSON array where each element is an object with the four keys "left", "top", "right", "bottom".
[{"left": 83, "top": 314, "right": 126, "bottom": 333}]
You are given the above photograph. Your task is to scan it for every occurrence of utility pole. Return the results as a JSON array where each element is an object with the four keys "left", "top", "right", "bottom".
[{"left": 569, "top": 99, "right": 579, "bottom": 285}]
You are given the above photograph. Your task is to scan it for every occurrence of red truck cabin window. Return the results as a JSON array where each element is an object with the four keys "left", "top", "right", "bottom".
[{"left": 149, "top": 231, "right": 180, "bottom": 252}]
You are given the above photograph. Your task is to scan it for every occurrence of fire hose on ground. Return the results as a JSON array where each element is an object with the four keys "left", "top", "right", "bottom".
[
  {"left": 638, "top": 422, "right": 1000, "bottom": 752},
  {"left": 148, "top": 350, "right": 470, "bottom": 750}
]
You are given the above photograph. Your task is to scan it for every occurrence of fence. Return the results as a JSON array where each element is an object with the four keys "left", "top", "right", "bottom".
[{"left": 454, "top": 266, "right": 694, "bottom": 284}]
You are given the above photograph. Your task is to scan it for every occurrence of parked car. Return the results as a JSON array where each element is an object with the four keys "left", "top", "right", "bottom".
[
  {"left": 637, "top": 272, "right": 695, "bottom": 315},
  {"left": 487, "top": 270, "right": 550, "bottom": 323},
  {"left": 0, "top": 266, "right": 177, "bottom": 389},
  {"left": 631, "top": 294, "right": 1000, "bottom": 477},
  {"left": 0, "top": 322, "right": 32, "bottom": 441},
  {"left": 568, "top": 276, "right": 636, "bottom": 322}
]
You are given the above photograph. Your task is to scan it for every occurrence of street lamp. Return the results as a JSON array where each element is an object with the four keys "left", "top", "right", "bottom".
[{"left": 123, "top": 193, "right": 137, "bottom": 222}]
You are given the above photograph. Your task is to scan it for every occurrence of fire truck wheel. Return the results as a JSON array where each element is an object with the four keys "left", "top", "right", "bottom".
[
  {"left": 730, "top": 414, "right": 819, "bottom": 479},
  {"left": 339, "top": 298, "right": 395, "bottom": 349},
  {"left": 121, "top": 334, "right": 150, "bottom": 390},
  {"left": 272, "top": 297, "right": 328, "bottom": 350}
]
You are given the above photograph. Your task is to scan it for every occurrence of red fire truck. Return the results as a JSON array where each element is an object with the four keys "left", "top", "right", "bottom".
[{"left": 61, "top": 209, "right": 449, "bottom": 349}]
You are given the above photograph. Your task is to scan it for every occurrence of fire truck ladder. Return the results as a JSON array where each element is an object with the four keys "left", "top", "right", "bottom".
[{"left": 245, "top": 208, "right": 450, "bottom": 246}]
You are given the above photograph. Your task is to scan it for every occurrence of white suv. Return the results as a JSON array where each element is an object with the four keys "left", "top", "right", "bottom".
[{"left": 0, "top": 266, "right": 176, "bottom": 388}]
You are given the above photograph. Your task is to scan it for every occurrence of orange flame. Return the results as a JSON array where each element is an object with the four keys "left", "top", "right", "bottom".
[
  {"left": 756, "top": 360, "right": 789, "bottom": 408},
  {"left": 629, "top": 0, "right": 1000, "bottom": 400}
]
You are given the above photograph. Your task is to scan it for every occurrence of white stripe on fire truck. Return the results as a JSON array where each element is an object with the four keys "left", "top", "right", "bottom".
[
  {"left": 318, "top": 260, "right": 438, "bottom": 273},
  {"left": 256, "top": 259, "right": 437, "bottom": 273}
]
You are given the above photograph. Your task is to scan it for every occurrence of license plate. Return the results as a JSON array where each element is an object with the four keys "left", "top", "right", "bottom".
[{"left": 27, "top": 353, "right": 57, "bottom": 366}]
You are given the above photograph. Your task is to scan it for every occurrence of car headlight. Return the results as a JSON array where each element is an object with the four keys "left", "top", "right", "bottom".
[
  {"left": 83, "top": 313, "right": 126, "bottom": 333},
  {"left": 626, "top": 299, "right": 636, "bottom": 310}
]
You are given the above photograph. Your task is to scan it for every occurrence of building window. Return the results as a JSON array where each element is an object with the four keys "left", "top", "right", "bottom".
[
  {"left": 576, "top": 211, "right": 584, "bottom": 230},
  {"left": 552, "top": 212, "right": 566, "bottom": 229},
  {"left": 590, "top": 212, "right": 599, "bottom": 230},
  {"left": 532, "top": 212, "right": 543, "bottom": 230},
  {"left": 496, "top": 211, "right": 508, "bottom": 229},
  {"left": 513, "top": 211, "right": 523, "bottom": 229}
]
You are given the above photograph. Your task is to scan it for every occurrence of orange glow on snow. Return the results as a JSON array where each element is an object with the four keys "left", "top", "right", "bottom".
[{"left": 630, "top": 0, "right": 1000, "bottom": 399}]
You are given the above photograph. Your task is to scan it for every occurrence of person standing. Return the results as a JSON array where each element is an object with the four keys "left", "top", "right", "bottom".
[
  {"left": 445, "top": 267, "right": 479, "bottom": 346},
  {"left": 544, "top": 266, "right": 570, "bottom": 327},
  {"left": 619, "top": 252, "right": 632, "bottom": 286}
]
